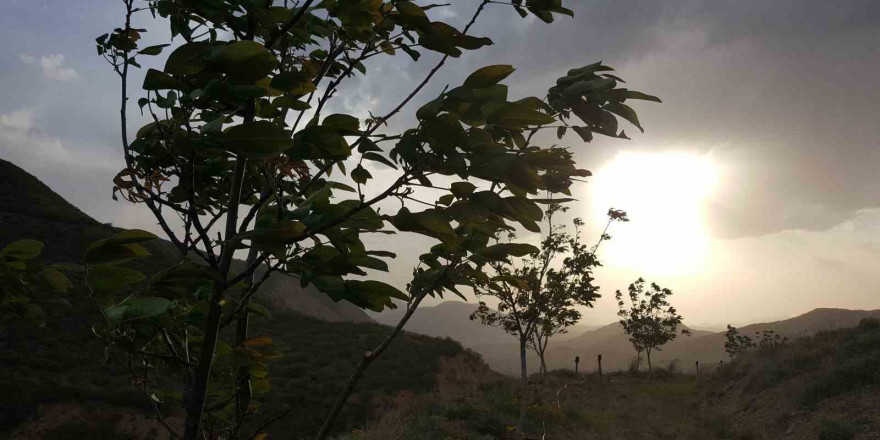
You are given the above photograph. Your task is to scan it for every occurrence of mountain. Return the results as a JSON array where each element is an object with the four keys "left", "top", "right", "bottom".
[
  {"left": 0, "top": 157, "right": 371, "bottom": 323},
  {"left": 0, "top": 157, "right": 486, "bottom": 438},
  {"left": 373, "top": 300, "right": 598, "bottom": 346},
  {"left": 378, "top": 296, "right": 880, "bottom": 374},
  {"left": 539, "top": 307, "right": 880, "bottom": 374}
]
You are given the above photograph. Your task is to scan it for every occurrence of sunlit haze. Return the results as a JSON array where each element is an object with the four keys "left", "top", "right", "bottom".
[{"left": 591, "top": 151, "right": 718, "bottom": 277}]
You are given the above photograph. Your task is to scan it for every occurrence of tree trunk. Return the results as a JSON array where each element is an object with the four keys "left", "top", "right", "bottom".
[
  {"left": 234, "top": 248, "right": 259, "bottom": 432},
  {"left": 538, "top": 344, "right": 547, "bottom": 375},
  {"left": 183, "top": 158, "right": 248, "bottom": 440},
  {"left": 646, "top": 349, "right": 653, "bottom": 373},
  {"left": 517, "top": 336, "right": 529, "bottom": 434},
  {"left": 183, "top": 286, "right": 226, "bottom": 440}
]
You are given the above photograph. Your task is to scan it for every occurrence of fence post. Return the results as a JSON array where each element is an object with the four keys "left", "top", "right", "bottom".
[
  {"left": 598, "top": 354, "right": 603, "bottom": 379},
  {"left": 695, "top": 360, "right": 700, "bottom": 375},
  {"left": 575, "top": 356, "right": 580, "bottom": 374}
]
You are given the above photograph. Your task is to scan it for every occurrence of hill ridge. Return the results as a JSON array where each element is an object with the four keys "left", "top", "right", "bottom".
[{"left": 0, "top": 156, "right": 372, "bottom": 323}]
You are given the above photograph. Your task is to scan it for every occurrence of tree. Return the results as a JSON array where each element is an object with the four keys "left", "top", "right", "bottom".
[
  {"left": 615, "top": 278, "right": 689, "bottom": 373},
  {"left": 93, "top": 1, "right": 659, "bottom": 439},
  {"left": 471, "top": 207, "right": 628, "bottom": 429},
  {"left": 724, "top": 324, "right": 756, "bottom": 359},
  {"left": 724, "top": 325, "right": 787, "bottom": 358},
  {"left": 529, "top": 207, "right": 628, "bottom": 375}
]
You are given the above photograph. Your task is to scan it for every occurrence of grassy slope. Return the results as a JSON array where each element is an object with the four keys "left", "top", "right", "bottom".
[
  {"left": 342, "top": 318, "right": 880, "bottom": 440},
  {"left": 0, "top": 158, "right": 481, "bottom": 439}
]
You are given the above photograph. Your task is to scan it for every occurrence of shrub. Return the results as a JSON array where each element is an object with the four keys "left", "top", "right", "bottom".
[
  {"left": 43, "top": 420, "right": 138, "bottom": 440},
  {"left": 816, "top": 418, "right": 857, "bottom": 440}
]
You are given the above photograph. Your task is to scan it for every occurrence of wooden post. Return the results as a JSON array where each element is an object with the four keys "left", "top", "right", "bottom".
[
  {"left": 597, "top": 354, "right": 603, "bottom": 379},
  {"left": 695, "top": 360, "right": 700, "bottom": 375},
  {"left": 575, "top": 356, "right": 580, "bottom": 374}
]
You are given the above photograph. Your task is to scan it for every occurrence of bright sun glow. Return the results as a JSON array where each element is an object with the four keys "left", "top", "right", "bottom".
[{"left": 590, "top": 151, "right": 719, "bottom": 276}]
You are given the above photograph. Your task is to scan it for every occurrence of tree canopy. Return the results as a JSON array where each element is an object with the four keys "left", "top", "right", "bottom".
[
  {"left": 616, "top": 278, "right": 689, "bottom": 372},
  {"left": 90, "top": 1, "right": 660, "bottom": 438}
]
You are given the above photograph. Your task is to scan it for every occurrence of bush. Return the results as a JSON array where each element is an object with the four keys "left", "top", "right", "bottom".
[
  {"left": 816, "top": 418, "right": 857, "bottom": 440},
  {"left": 43, "top": 420, "right": 138, "bottom": 440}
]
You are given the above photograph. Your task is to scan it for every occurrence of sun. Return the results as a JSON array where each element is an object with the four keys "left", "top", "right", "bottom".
[{"left": 589, "top": 151, "right": 719, "bottom": 276}]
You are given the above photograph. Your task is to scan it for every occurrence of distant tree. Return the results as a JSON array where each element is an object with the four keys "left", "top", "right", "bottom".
[
  {"left": 615, "top": 278, "right": 690, "bottom": 373},
  {"left": 92, "top": 1, "right": 658, "bottom": 438},
  {"left": 725, "top": 325, "right": 787, "bottom": 358},
  {"left": 529, "top": 207, "right": 628, "bottom": 374},
  {"left": 724, "top": 324, "right": 756, "bottom": 358},
  {"left": 471, "top": 205, "right": 627, "bottom": 428}
]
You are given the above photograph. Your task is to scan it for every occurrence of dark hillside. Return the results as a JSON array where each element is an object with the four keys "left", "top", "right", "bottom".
[
  {"left": 0, "top": 157, "right": 481, "bottom": 439},
  {"left": 340, "top": 319, "right": 880, "bottom": 440},
  {"left": 0, "top": 156, "right": 371, "bottom": 321},
  {"left": 706, "top": 317, "right": 880, "bottom": 439}
]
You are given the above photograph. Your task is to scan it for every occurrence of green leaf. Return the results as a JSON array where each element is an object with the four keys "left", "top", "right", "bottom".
[
  {"left": 217, "top": 41, "right": 278, "bottom": 82},
  {"left": 391, "top": 208, "right": 456, "bottom": 243},
  {"left": 481, "top": 243, "right": 539, "bottom": 260},
  {"left": 139, "top": 44, "right": 170, "bottom": 56},
  {"left": 396, "top": 1, "right": 430, "bottom": 29},
  {"left": 625, "top": 90, "right": 662, "bottom": 103},
  {"left": 446, "top": 201, "right": 490, "bottom": 224},
  {"left": 273, "top": 96, "right": 311, "bottom": 110},
  {"left": 489, "top": 104, "right": 556, "bottom": 127},
  {"left": 565, "top": 78, "right": 616, "bottom": 96},
  {"left": 347, "top": 255, "right": 389, "bottom": 272},
  {"left": 105, "top": 229, "right": 159, "bottom": 246},
  {"left": 503, "top": 196, "right": 543, "bottom": 222},
  {"left": 605, "top": 102, "right": 643, "bottom": 132},
  {"left": 39, "top": 268, "right": 72, "bottom": 293},
  {"left": 164, "top": 41, "right": 211, "bottom": 75},
  {"left": 270, "top": 71, "right": 316, "bottom": 94},
  {"left": 313, "top": 275, "right": 345, "bottom": 294},
  {"left": 239, "top": 221, "right": 307, "bottom": 244},
  {"left": 85, "top": 241, "right": 151, "bottom": 265},
  {"left": 323, "top": 114, "right": 360, "bottom": 133},
  {"left": 557, "top": 126, "right": 567, "bottom": 139},
  {"left": 222, "top": 121, "right": 294, "bottom": 157},
  {"left": 456, "top": 35, "right": 493, "bottom": 50},
  {"left": 25, "top": 304, "right": 46, "bottom": 327},
  {"left": 1, "top": 239, "right": 44, "bottom": 261},
  {"left": 416, "top": 96, "right": 444, "bottom": 120},
  {"left": 362, "top": 152, "right": 398, "bottom": 170},
  {"left": 119, "top": 297, "right": 172, "bottom": 322},
  {"left": 342, "top": 280, "right": 408, "bottom": 311},
  {"left": 450, "top": 181, "right": 476, "bottom": 198},
  {"left": 351, "top": 164, "right": 372, "bottom": 184},
  {"left": 291, "top": 126, "right": 351, "bottom": 159},
  {"left": 572, "top": 126, "right": 593, "bottom": 142},
  {"left": 464, "top": 65, "right": 515, "bottom": 89},
  {"left": 520, "top": 219, "right": 541, "bottom": 233},
  {"left": 143, "top": 69, "right": 183, "bottom": 90},
  {"left": 88, "top": 266, "right": 146, "bottom": 291}
]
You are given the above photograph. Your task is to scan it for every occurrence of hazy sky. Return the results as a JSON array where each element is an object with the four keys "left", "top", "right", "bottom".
[{"left": 1, "top": 0, "right": 879, "bottom": 327}]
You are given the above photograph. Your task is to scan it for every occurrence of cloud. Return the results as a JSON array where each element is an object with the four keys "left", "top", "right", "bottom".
[
  {"left": 19, "top": 53, "right": 80, "bottom": 81},
  {"left": 0, "top": 108, "right": 141, "bottom": 231},
  {"left": 0, "top": 109, "right": 35, "bottom": 130}
]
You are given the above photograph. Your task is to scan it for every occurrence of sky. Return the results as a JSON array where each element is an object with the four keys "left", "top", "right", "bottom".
[{"left": 1, "top": 0, "right": 879, "bottom": 327}]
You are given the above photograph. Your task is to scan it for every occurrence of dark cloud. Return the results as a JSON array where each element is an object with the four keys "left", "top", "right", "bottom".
[
  {"left": 1, "top": 0, "right": 879, "bottom": 241},
  {"left": 465, "top": 0, "right": 880, "bottom": 238}
]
